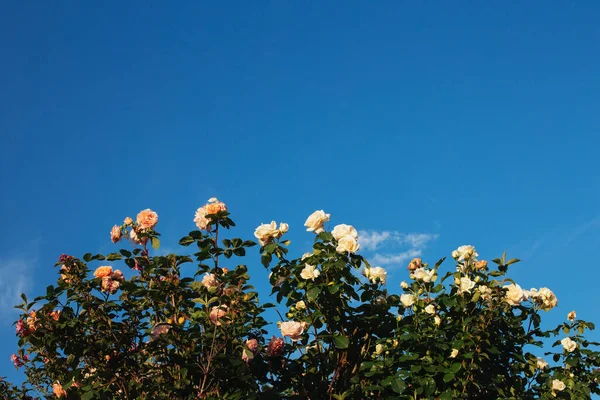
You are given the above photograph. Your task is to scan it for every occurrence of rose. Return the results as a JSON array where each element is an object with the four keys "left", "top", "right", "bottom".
[
  {"left": 374, "top": 344, "right": 384, "bottom": 356},
  {"left": 246, "top": 338, "right": 259, "bottom": 354},
  {"left": 267, "top": 336, "right": 284, "bottom": 357},
  {"left": 475, "top": 260, "right": 488, "bottom": 270},
  {"left": 110, "top": 225, "right": 122, "bottom": 243},
  {"left": 254, "top": 221, "right": 280, "bottom": 246},
  {"left": 202, "top": 273, "right": 218, "bottom": 288},
  {"left": 304, "top": 210, "right": 330, "bottom": 234},
  {"left": 300, "top": 264, "right": 320, "bottom": 281},
  {"left": 434, "top": 315, "right": 441, "bottom": 326},
  {"left": 278, "top": 222, "right": 289, "bottom": 236},
  {"left": 205, "top": 198, "right": 227, "bottom": 215},
  {"left": 336, "top": 235, "right": 360, "bottom": 253},
  {"left": 151, "top": 324, "right": 171, "bottom": 339},
  {"left": 52, "top": 383, "right": 67, "bottom": 398},
  {"left": 209, "top": 306, "right": 230, "bottom": 326},
  {"left": 407, "top": 257, "right": 422, "bottom": 271},
  {"left": 94, "top": 266, "right": 113, "bottom": 279},
  {"left": 532, "top": 287, "right": 558, "bottom": 311},
  {"left": 280, "top": 321, "right": 307, "bottom": 341},
  {"left": 568, "top": 310, "right": 576, "bottom": 321},
  {"left": 194, "top": 206, "right": 210, "bottom": 230},
  {"left": 561, "top": 337, "right": 578, "bottom": 352},
  {"left": 331, "top": 224, "right": 358, "bottom": 241},
  {"left": 450, "top": 349, "right": 459, "bottom": 358},
  {"left": 124, "top": 217, "right": 133, "bottom": 225},
  {"left": 295, "top": 300, "right": 306, "bottom": 310},
  {"left": 551, "top": 379, "right": 566, "bottom": 391},
  {"left": 136, "top": 209, "right": 158, "bottom": 230},
  {"left": 412, "top": 268, "right": 437, "bottom": 283},
  {"left": 452, "top": 245, "right": 478, "bottom": 261},
  {"left": 457, "top": 277, "right": 476, "bottom": 295},
  {"left": 478, "top": 285, "right": 492, "bottom": 301},
  {"left": 536, "top": 357, "right": 549, "bottom": 370},
  {"left": 424, "top": 304, "right": 436, "bottom": 315},
  {"left": 111, "top": 269, "right": 124, "bottom": 282},
  {"left": 101, "top": 277, "right": 121, "bottom": 294},
  {"left": 60, "top": 265, "right": 72, "bottom": 284},
  {"left": 400, "top": 281, "right": 409, "bottom": 289},
  {"left": 400, "top": 293, "right": 416, "bottom": 308},
  {"left": 503, "top": 283, "right": 527, "bottom": 306},
  {"left": 130, "top": 229, "right": 148, "bottom": 245},
  {"left": 364, "top": 266, "right": 387, "bottom": 284}
]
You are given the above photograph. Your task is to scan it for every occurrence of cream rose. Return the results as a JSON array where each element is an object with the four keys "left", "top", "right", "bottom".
[
  {"left": 568, "top": 310, "right": 576, "bottom": 321},
  {"left": 194, "top": 206, "right": 210, "bottom": 230},
  {"left": 300, "top": 264, "right": 320, "bottom": 281},
  {"left": 280, "top": 321, "right": 307, "bottom": 341},
  {"left": 254, "top": 221, "right": 280, "bottom": 246},
  {"left": 52, "top": 383, "right": 67, "bottom": 398},
  {"left": 202, "top": 273, "right": 218, "bottom": 288},
  {"left": 457, "top": 277, "right": 476, "bottom": 295},
  {"left": 136, "top": 209, "right": 158, "bottom": 230},
  {"left": 450, "top": 349, "right": 459, "bottom": 358},
  {"left": 295, "top": 300, "right": 306, "bottom": 310},
  {"left": 412, "top": 268, "right": 437, "bottom": 283},
  {"left": 561, "top": 337, "right": 578, "bottom": 352},
  {"left": 304, "top": 210, "right": 330, "bottom": 234},
  {"left": 130, "top": 229, "right": 148, "bottom": 245},
  {"left": 209, "top": 306, "right": 230, "bottom": 326},
  {"left": 364, "top": 266, "right": 387, "bottom": 285},
  {"left": 551, "top": 379, "right": 566, "bottom": 391},
  {"left": 400, "top": 293, "right": 416, "bottom": 308},
  {"left": 374, "top": 343, "right": 384, "bottom": 356},
  {"left": 452, "top": 245, "right": 478, "bottom": 261},
  {"left": 400, "top": 281, "right": 409, "bottom": 289},
  {"left": 424, "top": 304, "right": 436, "bottom": 315},
  {"left": 434, "top": 315, "right": 441, "bottom": 326},
  {"left": 504, "top": 283, "right": 527, "bottom": 306},
  {"left": 124, "top": 217, "right": 133, "bottom": 225},
  {"left": 536, "top": 357, "right": 548, "bottom": 370},
  {"left": 336, "top": 235, "right": 360, "bottom": 253},
  {"left": 331, "top": 224, "right": 358, "bottom": 241},
  {"left": 533, "top": 287, "right": 558, "bottom": 311}
]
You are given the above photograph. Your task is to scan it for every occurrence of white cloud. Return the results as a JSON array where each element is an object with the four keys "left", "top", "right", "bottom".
[
  {"left": 371, "top": 249, "right": 422, "bottom": 266},
  {"left": 359, "top": 230, "right": 438, "bottom": 251},
  {"left": 0, "top": 258, "right": 33, "bottom": 315}
]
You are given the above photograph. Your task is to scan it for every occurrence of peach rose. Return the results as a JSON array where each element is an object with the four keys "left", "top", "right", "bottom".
[
  {"left": 407, "top": 258, "right": 422, "bottom": 272},
  {"left": 136, "top": 209, "right": 158, "bottom": 230},
  {"left": 101, "top": 277, "right": 121, "bottom": 294},
  {"left": 124, "top": 217, "right": 133, "bottom": 225},
  {"left": 279, "top": 321, "right": 307, "bottom": 341},
  {"left": 94, "top": 266, "right": 113, "bottom": 279},
  {"left": 475, "top": 260, "right": 488, "bottom": 270},
  {"left": 209, "top": 306, "right": 230, "bottom": 326},
  {"left": 49, "top": 310, "right": 61, "bottom": 321},
  {"left": 205, "top": 200, "right": 227, "bottom": 215},
  {"left": 130, "top": 229, "right": 148, "bottom": 245},
  {"left": 194, "top": 206, "right": 210, "bottom": 230},
  {"left": 60, "top": 265, "right": 72, "bottom": 284},
  {"left": 335, "top": 235, "right": 360, "bottom": 253},
  {"left": 110, "top": 225, "right": 122, "bottom": 243},
  {"left": 111, "top": 269, "right": 124, "bottom": 282},
  {"left": 52, "top": 383, "right": 67, "bottom": 398},
  {"left": 331, "top": 224, "right": 358, "bottom": 241},
  {"left": 201, "top": 273, "right": 218, "bottom": 288},
  {"left": 304, "top": 210, "right": 331, "bottom": 234},
  {"left": 246, "top": 338, "right": 259, "bottom": 354}
]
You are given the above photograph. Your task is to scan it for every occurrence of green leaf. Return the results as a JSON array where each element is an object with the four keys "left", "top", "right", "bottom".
[
  {"left": 390, "top": 378, "right": 406, "bottom": 394},
  {"left": 333, "top": 334, "right": 349, "bottom": 349},
  {"left": 443, "top": 372, "right": 455, "bottom": 382},
  {"left": 151, "top": 237, "right": 160, "bottom": 250},
  {"left": 506, "top": 258, "right": 520, "bottom": 266},
  {"left": 83, "top": 253, "right": 92, "bottom": 262},
  {"left": 119, "top": 249, "right": 132, "bottom": 257},
  {"left": 306, "top": 287, "right": 320, "bottom": 302},
  {"left": 179, "top": 236, "right": 195, "bottom": 246}
]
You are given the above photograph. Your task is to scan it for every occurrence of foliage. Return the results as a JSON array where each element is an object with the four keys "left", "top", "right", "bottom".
[{"left": 4, "top": 202, "right": 600, "bottom": 399}]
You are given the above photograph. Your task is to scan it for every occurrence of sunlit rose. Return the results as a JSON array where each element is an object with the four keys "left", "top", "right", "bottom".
[
  {"left": 202, "top": 273, "right": 218, "bottom": 288},
  {"left": 300, "top": 264, "right": 320, "bottom": 281},
  {"left": 536, "top": 357, "right": 548, "bottom": 370},
  {"left": 364, "top": 266, "right": 387, "bottom": 284},
  {"left": 400, "top": 294, "right": 416, "bottom": 308},
  {"left": 130, "top": 229, "right": 148, "bottom": 245},
  {"left": 452, "top": 245, "right": 478, "bottom": 262},
  {"left": 304, "top": 210, "right": 330, "bottom": 234},
  {"left": 412, "top": 268, "right": 437, "bottom": 283},
  {"left": 504, "top": 283, "right": 527, "bottom": 306},
  {"left": 457, "top": 277, "right": 476, "bottom": 295},
  {"left": 110, "top": 225, "right": 122, "bottom": 243},
  {"left": 124, "top": 217, "right": 133, "bottom": 225},
  {"left": 254, "top": 221, "right": 280, "bottom": 246},
  {"left": 52, "top": 383, "right": 67, "bottom": 398},
  {"left": 336, "top": 235, "right": 360, "bottom": 253},
  {"left": 551, "top": 379, "right": 566, "bottom": 391},
  {"left": 450, "top": 349, "right": 459, "bottom": 358},
  {"left": 280, "top": 321, "right": 307, "bottom": 341},
  {"left": 194, "top": 206, "right": 210, "bottom": 230},
  {"left": 407, "top": 258, "right": 422, "bottom": 271},
  {"left": 295, "top": 300, "right": 306, "bottom": 310},
  {"left": 266, "top": 336, "right": 284, "bottom": 357},
  {"left": 475, "top": 260, "right": 488, "bottom": 270},
  {"left": 400, "top": 281, "right": 409, "bottom": 289},
  {"left": 568, "top": 310, "right": 576, "bottom": 321},
  {"left": 331, "top": 224, "right": 358, "bottom": 241},
  {"left": 136, "top": 209, "right": 158, "bottom": 230},
  {"left": 209, "top": 306, "right": 230, "bottom": 326},
  {"left": 94, "top": 266, "right": 113, "bottom": 279},
  {"left": 424, "top": 304, "right": 436, "bottom": 315},
  {"left": 561, "top": 337, "right": 578, "bottom": 352}
]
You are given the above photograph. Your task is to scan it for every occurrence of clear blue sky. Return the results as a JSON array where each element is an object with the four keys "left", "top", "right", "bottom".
[{"left": 1, "top": 1, "right": 599, "bottom": 385}]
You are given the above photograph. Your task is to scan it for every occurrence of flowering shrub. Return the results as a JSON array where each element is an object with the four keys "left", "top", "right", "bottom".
[{"left": 4, "top": 200, "right": 600, "bottom": 399}]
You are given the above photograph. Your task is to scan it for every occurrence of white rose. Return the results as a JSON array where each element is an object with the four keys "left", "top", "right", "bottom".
[
  {"left": 534, "top": 287, "right": 558, "bottom": 311},
  {"left": 536, "top": 357, "right": 548, "bottom": 370},
  {"left": 400, "top": 281, "right": 409, "bottom": 289},
  {"left": 478, "top": 285, "right": 492, "bottom": 301},
  {"left": 201, "top": 273, "right": 218, "bottom": 288},
  {"left": 452, "top": 245, "right": 478, "bottom": 261},
  {"left": 336, "top": 235, "right": 360, "bottom": 253},
  {"left": 504, "top": 284, "right": 527, "bottom": 306},
  {"left": 434, "top": 315, "right": 441, "bottom": 326},
  {"left": 280, "top": 321, "right": 307, "bottom": 341},
  {"left": 424, "top": 304, "right": 436, "bottom": 315},
  {"left": 331, "top": 224, "right": 358, "bottom": 241},
  {"left": 568, "top": 310, "right": 576, "bottom": 321},
  {"left": 450, "top": 349, "right": 459, "bottom": 358},
  {"left": 254, "top": 221, "right": 279, "bottom": 246},
  {"left": 551, "top": 379, "right": 566, "bottom": 391},
  {"left": 300, "top": 264, "right": 320, "bottom": 281},
  {"left": 304, "top": 210, "right": 330, "bottom": 234},
  {"left": 277, "top": 222, "right": 289, "bottom": 237},
  {"left": 412, "top": 268, "right": 437, "bottom": 283},
  {"left": 457, "top": 277, "right": 476, "bottom": 295},
  {"left": 301, "top": 252, "right": 312, "bottom": 260},
  {"left": 374, "top": 344, "right": 384, "bottom": 356},
  {"left": 561, "top": 337, "right": 578, "bottom": 353},
  {"left": 400, "top": 294, "right": 416, "bottom": 308},
  {"left": 364, "top": 266, "right": 387, "bottom": 285}
]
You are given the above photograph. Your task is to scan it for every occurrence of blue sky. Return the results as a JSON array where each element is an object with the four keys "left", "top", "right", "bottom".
[{"left": 1, "top": 1, "right": 599, "bottom": 385}]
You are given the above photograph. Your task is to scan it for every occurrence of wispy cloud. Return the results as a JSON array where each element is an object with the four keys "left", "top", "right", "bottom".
[
  {"left": 0, "top": 258, "right": 33, "bottom": 315},
  {"left": 371, "top": 249, "right": 423, "bottom": 266},
  {"left": 359, "top": 230, "right": 438, "bottom": 251},
  {"left": 359, "top": 230, "right": 438, "bottom": 267}
]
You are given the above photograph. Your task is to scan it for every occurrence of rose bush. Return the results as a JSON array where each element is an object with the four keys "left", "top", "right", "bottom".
[{"left": 3, "top": 201, "right": 600, "bottom": 399}]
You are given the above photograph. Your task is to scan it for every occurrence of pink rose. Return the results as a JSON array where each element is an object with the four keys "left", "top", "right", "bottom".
[
  {"left": 209, "top": 306, "right": 230, "bottom": 326},
  {"left": 201, "top": 273, "right": 218, "bottom": 288},
  {"left": 279, "top": 321, "right": 307, "bottom": 341},
  {"left": 194, "top": 206, "right": 210, "bottom": 230},
  {"left": 267, "top": 336, "right": 284, "bottom": 357},
  {"left": 246, "top": 338, "right": 259, "bottom": 354},
  {"left": 136, "top": 209, "right": 159, "bottom": 230},
  {"left": 130, "top": 229, "right": 148, "bottom": 245},
  {"left": 111, "top": 269, "right": 124, "bottom": 282}
]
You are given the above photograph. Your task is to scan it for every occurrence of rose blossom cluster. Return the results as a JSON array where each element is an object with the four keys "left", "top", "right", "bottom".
[
  {"left": 94, "top": 266, "right": 125, "bottom": 294},
  {"left": 10, "top": 353, "right": 28, "bottom": 368},
  {"left": 331, "top": 223, "right": 360, "bottom": 253},
  {"left": 194, "top": 197, "right": 228, "bottom": 230},
  {"left": 254, "top": 221, "right": 289, "bottom": 246},
  {"left": 364, "top": 266, "right": 387, "bottom": 285},
  {"left": 110, "top": 209, "right": 159, "bottom": 246}
]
